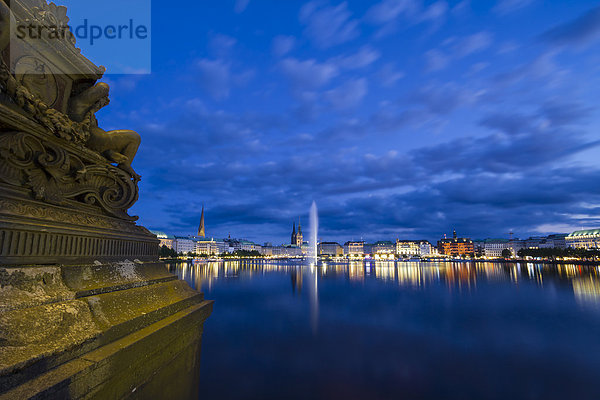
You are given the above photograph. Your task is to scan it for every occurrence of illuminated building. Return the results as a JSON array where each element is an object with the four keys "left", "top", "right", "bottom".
[
  {"left": 484, "top": 239, "right": 511, "bottom": 258},
  {"left": 566, "top": 229, "right": 600, "bottom": 249},
  {"left": 150, "top": 230, "right": 175, "bottom": 249},
  {"left": 396, "top": 240, "right": 420, "bottom": 257},
  {"left": 225, "top": 238, "right": 261, "bottom": 252},
  {"left": 343, "top": 241, "right": 365, "bottom": 256},
  {"left": 272, "top": 245, "right": 303, "bottom": 257},
  {"left": 419, "top": 241, "right": 435, "bottom": 256},
  {"left": 372, "top": 241, "right": 395, "bottom": 254},
  {"left": 195, "top": 239, "right": 227, "bottom": 255},
  {"left": 395, "top": 240, "right": 433, "bottom": 257},
  {"left": 318, "top": 242, "right": 343, "bottom": 256},
  {"left": 174, "top": 236, "right": 196, "bottom": 254},
  {"left": 437, "top": 230, "right": 474, "bottom": 257}
]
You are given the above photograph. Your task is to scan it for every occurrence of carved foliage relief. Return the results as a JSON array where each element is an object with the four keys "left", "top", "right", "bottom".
[{"left": 0, "top": 131, "right": 138, "bottom": 220}]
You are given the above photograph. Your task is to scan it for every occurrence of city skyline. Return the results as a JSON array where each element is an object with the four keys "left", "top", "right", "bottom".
[
  {"left": 94, "top": 0, "right": 600, "bottom": 244},
  {"left": 153, "top": 213, "right": 569, "bottom": 247}
]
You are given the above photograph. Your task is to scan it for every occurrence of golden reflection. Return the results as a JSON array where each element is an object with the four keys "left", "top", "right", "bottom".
[{"left": 166, "top": 260, "right": 600, "bottom": 306}]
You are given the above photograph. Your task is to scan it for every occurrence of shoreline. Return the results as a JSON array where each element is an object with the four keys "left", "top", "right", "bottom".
[{"left": 159, "top": 257, "right": 600, "bottom": 266}]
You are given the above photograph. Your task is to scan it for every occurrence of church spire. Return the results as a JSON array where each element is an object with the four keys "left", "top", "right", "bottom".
[
  {"left": 197, "top": 205, "right": 205, "bottom": 237},
  {"left": 291, "top": 221, "right": 296, "bottom": 245},
  {"left": 296, "top": 217, "right": 303, "bottom": 246}
]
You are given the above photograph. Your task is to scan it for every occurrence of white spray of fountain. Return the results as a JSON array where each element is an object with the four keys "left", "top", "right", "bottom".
[
  {"left": 308, "top": 201, "right": 319, "bottom": 266},
  {"left": 306, "top": 201, "right": 320, "bottom": 332}
]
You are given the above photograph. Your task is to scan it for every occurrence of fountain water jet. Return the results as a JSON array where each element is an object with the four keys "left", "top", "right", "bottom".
[{"left": 308, "top": 201, "right": 319, "bottom": 266}]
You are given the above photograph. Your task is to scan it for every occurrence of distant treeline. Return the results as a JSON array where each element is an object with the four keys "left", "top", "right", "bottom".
[{"left": 517, "top": 247, "right": 600, "bottom": 259}]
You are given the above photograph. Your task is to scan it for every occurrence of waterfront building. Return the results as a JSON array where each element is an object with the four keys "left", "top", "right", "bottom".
[
  {"left": 260, "top": 246, "right": 274, "bottom": 256},
  {"left": 150, "top": 230, "right": 175, "bottom": 249},
  {"left": 484, "top": 239, "right": 511, "bottom": 258},
  {"left": 437, "top": 230, "right": 474, "bottom": 257},
  {"left": 318, "top": 242, "right": 343, "bottom": 256},
  {"left": 344, "top": 241, "right": 365, "bottom": 256},
  {"left": 523, "top": 234, "right": 568, "bottom": 249},
  {"left": 508, "top": 240, "right": 526, "bottom": 256},
  {"left": 225, "top": 238, "right": 261, "bottom": 252},
  {"left": 174, "top": 236, "right": 197, "bottom": 254},
  {"left": 546, "top": 234, "right": 568, "bottom": 249},
  {"left": 473, "top": 240, "right": 485, "bottom": 257},
  {"left": 272, "top": 245, "right": 303, "bottom": 257},
  {"left": 566, "top": 229, "right": 600, "bottom": 249},
  {"left": 396, "top": 240, "right": 420, "bottom": 257},
  {"left": 370, "top": 241, "right": 395, "bottom": 259},
  {"left": 372, "top": 241, "right": 395, "bottom": 254},
  {"left": 419, "top": 241, "right": 435, "bottom": 256},
  {"left": 195, "top": 238, "right": 225, "bottom": 255},
  {"left": 216, "top": 240, "right": 231, "bottom": 254}
]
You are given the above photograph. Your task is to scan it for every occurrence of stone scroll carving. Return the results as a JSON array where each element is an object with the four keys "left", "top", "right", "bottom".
[{"left": 0, "top": 131, "right": 139, "bottom": 220}]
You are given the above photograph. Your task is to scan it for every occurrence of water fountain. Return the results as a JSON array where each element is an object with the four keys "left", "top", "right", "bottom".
[{"left": 308, "top": 201, "right": 319, "bottom": 266}]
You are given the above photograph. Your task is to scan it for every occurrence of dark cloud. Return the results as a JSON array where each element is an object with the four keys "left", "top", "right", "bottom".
[
  {"left": 540, "top": 6, "right": 600, "bottom": 46},
  {"left": 409, "top": 83, "right": 476, "bottom": 115},
  {"left": 539, "top": 100, "right": 593, "bottom": 127},
  {"left": 479, "top": 113, "right": 534, "bottom": 135}
]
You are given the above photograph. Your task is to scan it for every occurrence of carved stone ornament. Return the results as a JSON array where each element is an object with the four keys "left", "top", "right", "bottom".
[
  {"left": 0, "top": 60, "right": 93, "bottom": 144},
  {"left": 0, "top": 131, "right": 139, "bottom": 220},
  {"left": 13, "top": 0, "right": 77, "bottom": 47}
]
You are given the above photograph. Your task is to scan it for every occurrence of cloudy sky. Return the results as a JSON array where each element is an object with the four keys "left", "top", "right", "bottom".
[{"left": 94, "top": 0, "right": 600, "bottom": 244}]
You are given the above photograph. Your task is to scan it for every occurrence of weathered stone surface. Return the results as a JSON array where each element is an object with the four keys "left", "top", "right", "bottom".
[
  {"left": 0, "top": 299, "right": 100, "bottom": 370},
  {"left": 0, "top": 300, "right": 213, "bottom": 400},
  {"left": 0, "top": 266, "right": 75, "bottom": 311},
  {"left": 0, "top": 262, "right": 213, "bottom": 398},
  {"left": 62, "top": 261, "right": 176, "bottom": 297}
]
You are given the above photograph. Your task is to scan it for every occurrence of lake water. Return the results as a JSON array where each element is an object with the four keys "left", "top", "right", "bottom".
[{"left": 167, "top": 260, "right": 600, "bottom": 400}]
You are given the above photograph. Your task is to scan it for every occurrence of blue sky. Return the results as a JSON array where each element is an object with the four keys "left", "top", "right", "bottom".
[{"left": 88, "top": 0, "right": 600, "bottom": 244}]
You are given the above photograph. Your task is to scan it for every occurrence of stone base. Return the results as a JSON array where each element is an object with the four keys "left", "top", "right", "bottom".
[
  {"left": 0, "top": 186, "right": 160, "bottom": 265},
  {"left": 0, "top": 261, "right": 213, "bottom": 399}
]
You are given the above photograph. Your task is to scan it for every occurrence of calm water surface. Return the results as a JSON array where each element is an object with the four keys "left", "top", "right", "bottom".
[{"left": 167, "top": 260, "right": 600, "bottom": 400}]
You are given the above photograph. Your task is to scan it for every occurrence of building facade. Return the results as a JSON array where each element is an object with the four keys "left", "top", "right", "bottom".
[
  {"left": 174, "top": 236, "right": 196, "bottom": 254},
  {"left": 419, "top": 241, "right": 435, "bottom": 256},
  {"left": 151, "top": 231, "right": 175, "bottom": 249},
  {"left": 437, "top": 231, "right": 474, "bottom": 257},
  {"left": 484, "top": 239, "right": 511, "bottom": 258},
  {"left": 195, "top": 239, "right": 227, "bottom": 255},
  {"left": 566, "top": 229, "right": 600, "bottom": 249},
  {"left": 343, "top": 241, "right": 365, "bottom": 256},
  {"left": 396, "top": 240, "right": 420, "bottom": 257},
  {"left": 318, "top": 242, "right": 343, "bottom": 256}
]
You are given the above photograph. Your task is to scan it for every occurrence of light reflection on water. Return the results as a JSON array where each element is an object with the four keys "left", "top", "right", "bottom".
[
  {"left": 169, "top": 260, "right": 600, "bottom": 306},
  {"left": 167, "top": 260, "right": 600, "bottom": 400}
]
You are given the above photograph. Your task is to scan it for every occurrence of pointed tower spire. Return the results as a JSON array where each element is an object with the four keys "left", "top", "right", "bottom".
[
  {"left": 296, "top": 217, "right": 303, "bottom": 246},
  {"left": 197, "top": 205, "right": 205, "bottom": 237},
  {"left": 291, "top": 221, "right": 296, "bottom": 245}
]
